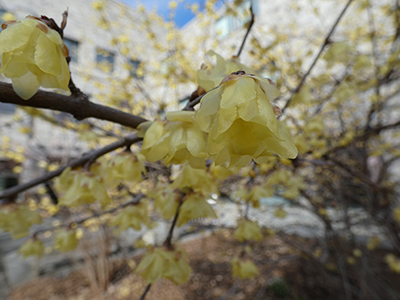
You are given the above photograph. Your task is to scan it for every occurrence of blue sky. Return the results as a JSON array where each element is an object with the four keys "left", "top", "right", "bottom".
[{"left": 124, "top": 0, "right": 205, "bottom": 28}]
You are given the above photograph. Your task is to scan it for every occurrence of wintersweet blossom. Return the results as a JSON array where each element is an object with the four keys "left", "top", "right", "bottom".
[
  {"left": 54, "top": 167, "right": 111, "bottom": 207},
  {"left": 110, "top": 201, "right": 150, "bottom": 231},
  {"left": 136, "top": 246, "right": 192, "bottom": 284},
  {"left": 138, "top": 111, "right": 207, "bottom": 168},
  {"left": 234, "top": 218, "right": 262, "bottom": 242},
  {"left": 177, "top": 193, "right": 217, "bottom": 227},
  {"left": 18, "top": 238, "right": 44, "bottom": 258},
  {"left": 0, "top": 16, "right": 70, "bottom": 99},
  {"left": 231, "top": 257, "right": 259, "bottom": 279},
  {"left": 196, "top": 71, "right": 298, "bottom": 168},
  {"left": 53, "top": 230, "right": 79, "bottom": 253},
  {"left": 197, "top": 50, "right": 255, "bottom": 92}
]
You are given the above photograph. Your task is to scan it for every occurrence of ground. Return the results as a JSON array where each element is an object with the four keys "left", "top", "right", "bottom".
[{"left": 8, "top": 230, "right": 364, "bottom": 300}]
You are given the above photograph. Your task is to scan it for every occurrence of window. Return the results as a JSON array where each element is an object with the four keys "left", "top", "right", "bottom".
[
  {"left": 0, "top": 160, "right": 19, "bottom": 191},
  {"left": 0, "top": 102, "right": 16, "bottom": 114},
  {"left": 215, "top": 16, "right": 235, "bottom": 38},
  {"left": 63, "top": 38, "right": 79, "bottom": 63},
  {"left": 215, "top": 0, "right": 258, "bottom": 38},
  {"left": 129, "top": 59, "right": 144, "bottom": 79},
  {"left": 96, "top": 48, "right": 115, "bottom": 72}
]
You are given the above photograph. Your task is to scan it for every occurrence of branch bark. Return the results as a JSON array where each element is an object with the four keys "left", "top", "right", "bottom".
[{"left": 0, "top": 82, "right": 147, "bottom": 129}]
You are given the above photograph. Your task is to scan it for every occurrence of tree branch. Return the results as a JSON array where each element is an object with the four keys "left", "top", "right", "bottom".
[
  {"left": 0, "top": 82, "right": 147, "bottom": 129},
  {"left": 281, "top": 0, "right": 354, "bottom": 113},
  {"left": 33, "top": 193, "right": 145, "bottom": 236},
  {"left": 236, "top": 6, "right": 255, "bottom": 57},
  {"left": 0, "top": 134, "right": 142, "bottom": 200}
]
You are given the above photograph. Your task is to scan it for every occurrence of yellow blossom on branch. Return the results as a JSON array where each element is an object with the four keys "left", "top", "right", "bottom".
[
  {"left": 196, "top": 72, "right": 298, "bottom": 168},
  {"left": 54, "top": 167, "right": 111, "bottom": 207},
  {"left": 139, "top": 111, "right": 207, "bottom": 168},
  {"left": 110, "top": 201, "right": 150, "bottom": 231},
  {"left": 18, "top": 238, "right": 44, "bottom": 258},
  {"left": 197, "top": 50, "right": 255, "bottom": 92},
  {"left": 231, "top": 257, "right": 259, "bottom": 279},
  {"left": 53, "top": 229, "right": 79, "bottom": 253},
  {"left": 0, "top": 204, "right": 42, "bottom": 239},
  {"left": 234, "top": 218, "right": 262, "bottom": 242},
  {"left": 136, "top": 246, "right": 192, "bottom": 284},
  {"left": 177, "top": 193, "right": 217, "bottom": 227},
  {"left": 0, "top": 16, "right": 70, "bottom": 99}
]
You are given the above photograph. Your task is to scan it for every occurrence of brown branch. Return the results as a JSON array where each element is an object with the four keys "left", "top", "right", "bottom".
[
  {"left": 281, "top": 0, "right": 354, "bottom": 113},
  {"left": 327, "top": 119, "right": 400, "bottom": 154},
  {"left": 164, "top": 194, "right": 184, "bottom": 248},
  {"left": 0, "top": 82, "right": 147, "bottom": 129},
  {"left": 236, "top": 6, "right": 255, "bottom": 57},
  {"left": 0, "top": 134, "right": 142, "bottom": 200},
  {"left": 33, "top": 193, "right": 145, "bottom": 236},
  {"left": 139, "top": 283, "right": 152, "bottom": 300}
]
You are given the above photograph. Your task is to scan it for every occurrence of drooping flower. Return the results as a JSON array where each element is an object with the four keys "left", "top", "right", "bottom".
[
  {"left": 234, "top": 218, "right": 262, "bottom": 242},
  {"left": 106, "top": 152, "right": 146, "bottom": 189},
  {"left": 0, "top": 204, "right": 42, "bottom": 239},
  {"left": 18, "top": 238, "right": 44, "bottom": 258},
  {"left": 197, "top": 50, "right": 255, "bottom": 92},
  {"left": 53, "top": 229, "right": 79, "bottom": 253},
  {"left": 139, "top": 111, "right": 207, "bottom": 168},
  {"left": 54, "top": 167, "right": 111, "bottom": 207},
  {"left": 177, "top": 193, "right": 217, "bottom": 227},
  {"left": 151, "top": 183, "right": 180, "bottom": 220},
  {"left": 231, "top": 257, "right": 259, "bottom": 279},
  {"left": 0, "top": 16, "right": 70, "bottom": 99},
  {"left": 196, "top": 72, "right": 298, "bottom": 168},
  {"left": 171, "top": 163, "right": 218, "bottom": 196},
  {"left": 136, "top": 246, "right": 192, "bottom": 284},
  {"left": 110, "top": 201, "right": 150, "bottom": 231}
]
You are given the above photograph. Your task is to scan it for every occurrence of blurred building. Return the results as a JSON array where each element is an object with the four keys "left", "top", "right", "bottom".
[{"left": 0, "top": 0, "right": 166, "bottom": 295}]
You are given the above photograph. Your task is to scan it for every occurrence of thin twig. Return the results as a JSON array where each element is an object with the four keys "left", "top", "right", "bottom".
[
  {"left": 33, "top": 194, "right": 144, "bottom": 236},
  {"left": 165, "top": 194, "right": 184, "bottom": 247},
  {"left": 183, "top": 86, "right": 219, "bottom": 110},
  {"left": 138, "top": 283, "right": 152, "bottom": 300},
  {"left": 0, "top": 134, "right": 142, "bottom": 200},
  {"left": 236, "top": 6, "right": 255, "bottom": 57},
  {"left": 282, "top": 0, "right": 354, "bottom": 113}
]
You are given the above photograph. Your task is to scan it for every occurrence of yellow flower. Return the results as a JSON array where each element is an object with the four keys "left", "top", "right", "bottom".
[
  {"left": 1, "top": 12, "right": 16, "bottom": 22},
  {"left": 106, "top": 152, "right": 145, "bottom": 189},
  {"left": 196, "top": 72, "right": 298, "bottom": 168},
  {"left": 274, "top": 208, "right": 287, "bottom": 219},
  {"left": 171, "top": 163, "right": 218, "bottom": 196},
  {"left": 177, "top": 193, "right": 217, "bottom": 227},
  {"left": 54, "top": 230, "right": 79, "bottom": 252},
  {"left": 136, "top": 246, "right": 191, "bottom": 284},
  {"left": 163, "top": 248, "right": 192, "bottom": 284},
  {"left": 168, "top": 1, "right": 178, "bottom": 9},
  {"left": 139, "top": 112, "right": 207, "bottom": 168},
  {"left": 0, "top": 204, "right": 42, "bottom": 239},
  {"left": 54, "top": 167, "right": 111, "bottom": 207},
  {"left": 151, "top": 184, "right": 180, "bottom": 220},
  {"left": 92, "top": 1, "right": 106, "bottom": 10},
  {"left": 18, "top": 238, "right": 44, "bottom": 258},
  {"left": 110, "top": 201, "right": 150, "bottom": 231},
  {"left": 385, "top": 254, "right": 400, "bottom": 273},
  {"left": 231, "top": 257, "right": 259, "bottom": 279},
  {"left": 197, "top": 50, "right": 255, "bottom": 92},
  {"left": 0, "top": 16, "right": 70, "bottom": 99},
  {"left": 234, "top": 218, "right": 262, "bottom": 242}
]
